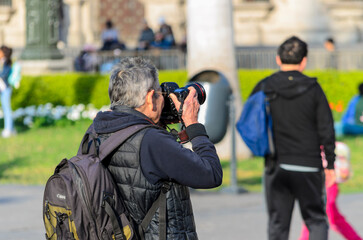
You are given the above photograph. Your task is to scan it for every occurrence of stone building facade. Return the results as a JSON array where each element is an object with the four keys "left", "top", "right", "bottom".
[{"left": 0, "top": 0, "right": 362, "bottom": 50}]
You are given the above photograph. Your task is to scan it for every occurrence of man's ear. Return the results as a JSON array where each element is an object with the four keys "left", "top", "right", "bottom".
[
  {"left": 299, "top": 57, "right": 307, "bottom": 71},
  {"left": 276, "top": 55, "right": 282, "bottom": 66},
  {"left": 145, "top": 90, "right": 157, "bottom": 111}
]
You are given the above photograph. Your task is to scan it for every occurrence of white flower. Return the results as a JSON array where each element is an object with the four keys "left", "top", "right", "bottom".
[
  {"left": 37, "top": 104, "right": 52, "bottom": 117},
  {"left": 24, "top": 106, "right": 36, "bottom": 117},
  {"left": 67, "top": 110, "right": 81, "bottom": 121},
  {"left": 82, "top": 109, "right": 98, "bottom": 119},
  {"left": 13, "top": 108, "right": 25, "bottom": 119},
  {"left": 100, "top": 106, "right": 111, "bottom": 112},
  {"left": 52, "top": 106, "right": 67, "bottom": 120},
  {"left": 76, "top": 104, "right": 85, "bottom": 112},
  {"left": 1, "top": 103, "right": 110, "bottom": 125},
  {"left": 23, "top": 116, "right": 33, "bottom": 127}
]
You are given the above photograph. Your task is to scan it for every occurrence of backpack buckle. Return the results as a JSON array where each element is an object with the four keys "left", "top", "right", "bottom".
[
  {"left": 101, "top": 191, "right": 115, "bottom": 207},
  {"left": 161, "top": 182, "right": 171, "bottom": 193},
  {"left": 114, "top": 232, "right": 125, "bottom": 240}
]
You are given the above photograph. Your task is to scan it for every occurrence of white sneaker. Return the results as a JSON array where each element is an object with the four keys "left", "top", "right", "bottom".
[
  {"left": 2, "top": 129, "right": 16, "bottom": 138},
  {"left": 0, "top": 78, "right": 6, "bottom": 92}
]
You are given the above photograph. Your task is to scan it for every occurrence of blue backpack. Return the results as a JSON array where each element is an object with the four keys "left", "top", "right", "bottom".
[
  {"left": 236, "top": 90, "right": 275, "bottom": 157},
  {"left": 8, "top": 62, "right": 22, "bottom": 89}
]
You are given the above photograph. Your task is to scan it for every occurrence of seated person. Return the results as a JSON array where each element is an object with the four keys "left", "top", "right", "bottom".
[
  {"left": 100, "top": 20, "right": 125, "bottom": 51},
  {"left": 137, "top": 20, "right": 155, "bottom": 50},
  {"left": 150, "top": 31, "right": 173, "bottom": 50},
  {"left": 74, "top": 44, "right": 98, "bottom": 72},
  {"left": 157, "top": 16, "right": 175, "bottom": 48},
  {"left": 341, "top": 83, "right": 363, "bottom": 134}
]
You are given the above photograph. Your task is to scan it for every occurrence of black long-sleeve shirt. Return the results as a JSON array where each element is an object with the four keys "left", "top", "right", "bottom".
[
  {"left": 93, "top": 105, "right": 223, "bottom": 188},
  {"left": 140, "top": 126, "right": 222, "bottom": 188},
  {"left": 252, "top": 71, "right": 336, "bottom": 169}
]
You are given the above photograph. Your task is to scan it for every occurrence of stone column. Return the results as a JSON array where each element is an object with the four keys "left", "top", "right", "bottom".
[
  {"left": 21, "top": 0, "right": 63, "bottom": 59},
  {"left": 66, "top": 0, "right": 85, "bottom": 47},
  {"left": 187, "top": 0, "right": 249, "bottom": 159}
]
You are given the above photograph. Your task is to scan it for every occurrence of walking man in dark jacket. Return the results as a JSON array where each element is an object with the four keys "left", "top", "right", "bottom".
[
  {"left": 251, "top": 36, "right": 336, "bottom": 240},
  {"left": 92, "top": 57, "right": 222, "bottom": 239}
]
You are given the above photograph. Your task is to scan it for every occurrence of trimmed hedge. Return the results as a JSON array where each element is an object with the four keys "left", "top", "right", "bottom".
[
  {"left": 12, "top": 74, "right": 109, "bottom": 109},
  {"left": 238, "top": 70, "right": 363, "bottom": 119},
  {"left": 12, "top": 71, "right": 188, "bottom": 109},
  {"left": 11, "top": 70, "right": 363, "bottom": 118}
]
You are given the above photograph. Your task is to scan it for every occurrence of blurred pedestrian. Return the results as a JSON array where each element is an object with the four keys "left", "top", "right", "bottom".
[
  {"left": 341, "top": 83, "right": 363, "bottom": 135},
  {"left": 0, "top": 45, "right": 16, "bottom": 138},
  {"left": 324, "top": 37, "right": 338, "bottom": 70},
  {"left": 299, "top": 142, "right": 362, "bottom": 240},
  {"left": 249, "top": 36, "right": 335, "bottom": 240}
]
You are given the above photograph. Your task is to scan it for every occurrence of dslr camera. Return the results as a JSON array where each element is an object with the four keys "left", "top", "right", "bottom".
[{"left": 160, "top": 82, "right": 206, "bottom": 124}]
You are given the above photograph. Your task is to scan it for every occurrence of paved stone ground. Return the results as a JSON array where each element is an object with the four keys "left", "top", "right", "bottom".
[{"left": 0, "top": 185, "right": 362, "bottom": 240}]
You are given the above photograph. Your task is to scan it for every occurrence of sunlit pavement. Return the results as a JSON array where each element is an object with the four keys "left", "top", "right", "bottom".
[{"left": 1, "top": 185, "right": 362, "bottom": 240}]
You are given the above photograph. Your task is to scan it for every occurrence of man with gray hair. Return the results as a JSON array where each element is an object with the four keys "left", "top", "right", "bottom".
[{"left": 91, "top": 57, "right": 222, "bottom": 239}]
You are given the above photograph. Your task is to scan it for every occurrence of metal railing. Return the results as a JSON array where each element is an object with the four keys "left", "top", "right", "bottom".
[
  {"left": 84, "top": 48, "right": 363, "bottom": 71},
  {"left": 235, "top": 48, "right": 363, "bottom": 70},
  {"left": 67, "top": 48, "right": 187, "bottom": 72},
  {"left": 236, "top": 48, "right": 277, "bottom": 69},
  {"left": 96, "top": 49, "right": 187, "bottom": 70},
  {"left": 14, "top": 46, "right": 363, "bottom": 72}
]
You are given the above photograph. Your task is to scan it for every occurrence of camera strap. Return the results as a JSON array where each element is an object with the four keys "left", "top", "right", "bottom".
[{"left": 178, "top": 100, "right": 186, "bottom": 130}]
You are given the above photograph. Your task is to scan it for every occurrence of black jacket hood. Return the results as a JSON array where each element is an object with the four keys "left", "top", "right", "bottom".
[
  {"left": 263, "top": 71, "right": 317, "bottom": 99},
  {"left": 93, "top": 105, "right": 155, "bottom": 134}
]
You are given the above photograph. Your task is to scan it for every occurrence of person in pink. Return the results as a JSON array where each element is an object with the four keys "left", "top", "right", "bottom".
[{"left": 299, "top": 142, "right": 362, "bottom": 240}]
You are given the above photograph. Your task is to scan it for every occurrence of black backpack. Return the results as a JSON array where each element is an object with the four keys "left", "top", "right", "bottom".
[{"left": 43, "top": 124, "right": 170, "bottom": 240}]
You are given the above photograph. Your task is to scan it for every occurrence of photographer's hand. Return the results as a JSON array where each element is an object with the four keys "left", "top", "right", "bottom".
[{"left": 170, "top": 87, "right": 200, "bottom": 127}]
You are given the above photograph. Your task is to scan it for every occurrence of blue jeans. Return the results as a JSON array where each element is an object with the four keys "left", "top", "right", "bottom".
[{"left": 1, "top": 87, "right": 13, "bottom": 132}]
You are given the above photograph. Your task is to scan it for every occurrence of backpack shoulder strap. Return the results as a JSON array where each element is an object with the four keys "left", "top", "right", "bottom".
[
  {"left": 261, "top": 77, "right": 277, "bottom": 101},
  {"left": 262, "top": 78, "right": 276, "bottom": 157},
  {"left": 77, "top": 124, "right": 96, "bottom": 155},
  {"left": 77, "top": 124, "right": 156, "bottom": 158},
  {"left": 99, "top": 124, "right": 170, "bottom": 240},
  {"left": 98, "top": 124, "right": 154, "bottom": 162},
  {"left": 138, "top": 182, "right": 171, "bottom": 240}
]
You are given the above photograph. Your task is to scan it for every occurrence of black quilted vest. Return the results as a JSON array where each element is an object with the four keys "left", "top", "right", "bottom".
[{"left": 100, "top": 128, "right": 198, "bottom": 240}]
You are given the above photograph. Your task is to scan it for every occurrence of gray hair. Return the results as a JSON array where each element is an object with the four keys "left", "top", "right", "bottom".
[{"left": 109, "top": 57, "right": 159, "bottom": 108}]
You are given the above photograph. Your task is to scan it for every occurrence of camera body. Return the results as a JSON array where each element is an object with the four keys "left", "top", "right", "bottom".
[{"left": 160, "top": 82, "right": 206, "bottom": 124}]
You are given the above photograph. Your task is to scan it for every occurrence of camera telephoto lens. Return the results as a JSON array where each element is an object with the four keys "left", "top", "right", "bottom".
[{"left": 185, "top": 82, "right": 206, "bottom": 105}]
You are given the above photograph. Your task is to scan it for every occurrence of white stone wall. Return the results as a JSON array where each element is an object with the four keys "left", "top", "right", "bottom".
[
  {"left": 0, "top": 0, "right": 26, "bottom": 48},
  {"left": 260, "top": 0, "right": 331, "bottom": 45},
  {"left": 63, "top": 0, "right": 99, "bottom": 47},
  {"left": 1, "top": 0, "right": 362, "bottom": 51},
  {"left": 0, "top": 0, "right": 99, "bottom": 49},
  {"left": 233, "top": 0, "right": 363, "bottom": 46},
  {"left": 326, "top": 1, "right": 363, "bottom": 43}
]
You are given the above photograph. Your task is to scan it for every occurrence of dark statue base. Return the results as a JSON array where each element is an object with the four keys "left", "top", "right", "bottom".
[
  {"left": 21, "top": 46, "right": 63, "bottom": 60},
  {"left": 19, "top": 58, "right": 73, "bottom": 74}
]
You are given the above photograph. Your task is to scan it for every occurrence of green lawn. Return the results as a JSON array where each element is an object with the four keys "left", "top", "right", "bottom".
[
  {"left": 1, "top": 120, "right": 362, "bottom": 193},
  {"left": 0, "top": 119, "right": 93, "bottom": 185}
]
